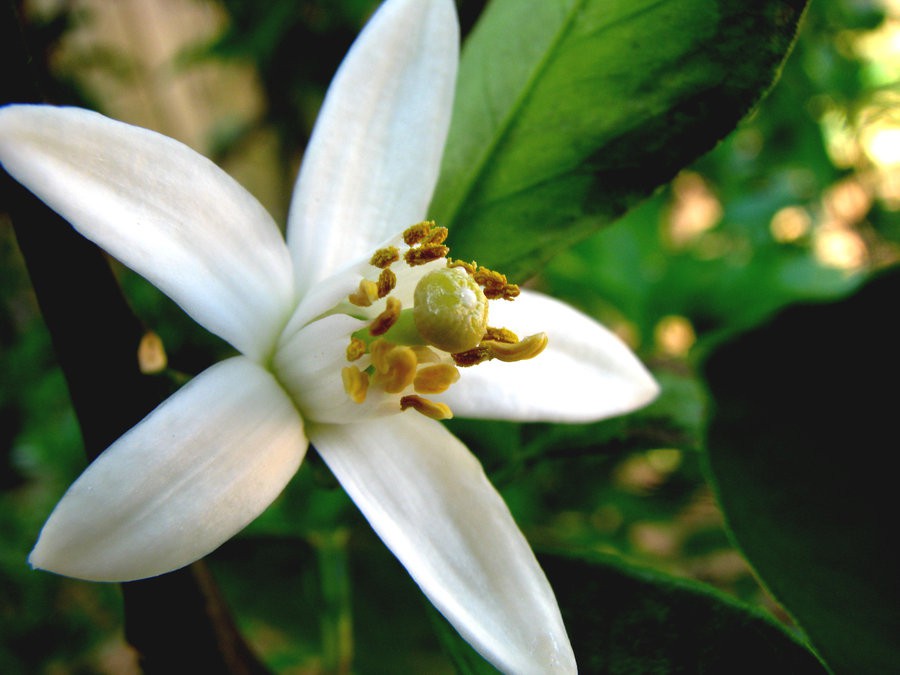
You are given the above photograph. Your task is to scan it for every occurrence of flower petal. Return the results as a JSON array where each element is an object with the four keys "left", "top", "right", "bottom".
[
  {"left": 441, "top": 290, "right": 659, "bottom": 422},
  {"left": 0, "top": 105, "right": 294, "bottom": 361},
  {"left": 29, "top": 357, "right": 306, "bottom": 581},
  {"left": 286, "top": 0, "right": 458, "bottom": 294},
  {"left": 311, "top": 414, "right": 576, "bottom": 674}
]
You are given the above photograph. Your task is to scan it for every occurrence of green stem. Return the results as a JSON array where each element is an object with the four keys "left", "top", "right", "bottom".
[{"left": 311, "top": 529, "right": 354, "bottom": 674}]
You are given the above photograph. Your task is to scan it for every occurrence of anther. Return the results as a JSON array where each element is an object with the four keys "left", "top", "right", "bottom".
[
  {"left": 346, "top": 337, "right": 367, "bottom": 361},
  {"left": 414, "top": 364, "right": 460, "bottom": 394},
  {"left": 448, "top": 258, "right": 477, "bottom": 275},
  {"left": 370, "top": 246, "right": 399, "bottom": 268},
  {"left": 423, "top": 226, "right": 448, "bottom": 245},
  {"left": 403, "top": 221, "right": 436, "bottom": 245},
  {"left": 400, "top": 395, "right": 453, "bottom": 420},
  {"left": 342, "top": 366, "right": 369, "bottom": 403},
  {"left": 486, "top": 332, "right": 548, "bottom": 362},
  {"left": 373, "top": 345, "right": 417, "bottom": 393},
  {"left": 370, "top": 297, "right": 402, "bottom": 336},
  {"left": 376, "top": 268, "right": 396, "bottom": 298},
  {"left": 473, "top": 266, "right": 520, "bottom": 300},
  {"left": 484, "top": 326, "right": 518, "bottom": 344},
  {"left": 405, "top": 244, "right": 449, "bottom": 267},
  {"left": 452, "top": 346, "right": 492, "bottom": 367},
  {"left": 349, "top": 279, "right": 379, "bottom": 307}
]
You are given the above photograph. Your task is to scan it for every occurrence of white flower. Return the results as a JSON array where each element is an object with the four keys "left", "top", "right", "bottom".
[{"left": 0, "top": 0, "right": 658, "bottom": 672}]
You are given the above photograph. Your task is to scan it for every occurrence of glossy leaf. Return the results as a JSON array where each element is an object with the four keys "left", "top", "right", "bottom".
[
  {"left": 705, "top": 267, "right": 900, "bottom": 674},
  {"left": 433, "top": 552, "right": 826, "bottom": 673},
  {"left": 432, "top": 0, "right": 809, "bottom": 278}
]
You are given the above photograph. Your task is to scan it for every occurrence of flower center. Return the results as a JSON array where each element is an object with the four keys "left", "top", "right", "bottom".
[{"left": 341, "top": 221, "right": 546, "bottom": 420}]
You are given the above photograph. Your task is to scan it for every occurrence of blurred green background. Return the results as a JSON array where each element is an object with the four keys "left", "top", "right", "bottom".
[{"left": 2, "top": 0, "right": 898, "bottom": 672}]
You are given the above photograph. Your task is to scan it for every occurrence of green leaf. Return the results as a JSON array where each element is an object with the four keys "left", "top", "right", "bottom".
[
  {"left": 432, "top": 0, "right": 808, "bottom": 279},
  {"left": 704, "top": 267, "right": 900, "bottom": 674},
  {"left": 433, "top": 552, "right": 825, "bottom": 673}
]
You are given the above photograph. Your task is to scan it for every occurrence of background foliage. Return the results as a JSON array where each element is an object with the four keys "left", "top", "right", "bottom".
[{"left": 2, "top": 0, "right": 898, "bottom": 672}]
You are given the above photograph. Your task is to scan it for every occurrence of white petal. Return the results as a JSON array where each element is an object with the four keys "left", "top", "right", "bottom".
[
  {"left": 442, "top": 290, "right": 660, "bottom": 422},
  {"left": 311, "top": 415, "right": 576, "bottom": 674},
  {"left": 0, "top": 105, "right": 294, "bottom": 361},
  {"left": 287, "top": 0, "right": 459, "bottom": 294},
  {"left": 29, "top": 357, "right": 306, "bottom": 581}
]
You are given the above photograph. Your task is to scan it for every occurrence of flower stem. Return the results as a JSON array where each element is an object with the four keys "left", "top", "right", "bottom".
[{"left": 310, "top": 529, "right": 354, "bottom": 674}]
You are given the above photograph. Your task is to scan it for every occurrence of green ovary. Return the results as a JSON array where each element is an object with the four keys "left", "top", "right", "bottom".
[{"left": 413, "top": 267, "right": 488, "bottom": 353}]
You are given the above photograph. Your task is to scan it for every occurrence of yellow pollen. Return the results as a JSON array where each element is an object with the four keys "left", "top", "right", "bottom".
[
  {"left": 342, "top": 366, "right": 369, "bottom": 403},
  {"left": 348, "top": 279, "right": 379, "bottom": 307},
  {"left": 423, "top": 226, "right": 448, "bottom": 245},
  {"left": 377, "top": 268, "right": 397, "bottom": 298},
  {"left": 473, "top": 266, "right": 520, "bottom": 300},
  {"left": 484, "top": 326, "right": 518, "bottom": 344},
  {"left": 370, "top": 246, "right": 399, "bottom": 268},
  {"left": 346, "top": 337, "right": 367, "bottom": 361},
  {"left": 403, "top": 221, "right": 436, "bottom": 245},
  {"left": 369, "top": 297, "right": 402, "bottom": 336},
  {"left": 372, "top": 344, "right": 417, "bottom": 393},
  {"left": 452, "top": 345, "right": 492, "bottom": 367},
  {"left": 400, "top": 395, "right": 453, "bottom": 420},
  {"left": 448, "top": 258, "right": 477, "bottom": 275},
  {"left": 486, "top": 332, "right": 548, "bottom": 362},
  {"left": 405, "top": 244, "right": 449, "bottom": 266},
  {"left": 414, "top": 364, "right": 460, "bottom": 394}
]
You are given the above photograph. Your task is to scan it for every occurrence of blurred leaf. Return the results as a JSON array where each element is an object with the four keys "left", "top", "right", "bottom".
[
  {"left": 433, "top": 552, "right": 825, "bottom": 673},
  {"left": 432, "top": 0, "right": 809, "bottom": 279},
  {"left": 705, "top": 266, "right": 900, "bottom": 674}
]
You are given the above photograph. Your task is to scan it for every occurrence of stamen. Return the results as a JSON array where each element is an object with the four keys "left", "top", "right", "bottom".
[
  {"left": 370, "top": 246, "right": 399, "bottom": 268},
  {"left": 414, "top": 364, "right": 460, "bottom": 394},
  {"left": 405, "top": 244, "right": 449, "bottom": 266},
  {"left": 372, "top": 345, "right": 417, "bottom": 393},
  {"left": 342, "top": 366, "right": 369, "bottom": 403},
  {"left": 376, "top": 268, "right": 397, "bottom": 298},
  {"left": 423, "top": 226, "right": 448, "bottom": 245},
  {"left": 346, "top": 337, "right": 367, "bottom": 361},
  {"left": 349, "top": 279, "right": 379, "bottom": 307},
  {"left": 411, "top": 345, "right": 441, "bottom": 364},
  {"left": 486, "top": 332, "right": 548, "bottom": 362},
  {"left": 452, "top": 346, "right": 492, "bottom": 367},
  {"left": 448, "top": 258, "right": 477, "bottom": 275},
  {"left": 370, "top": 297, "right": 402, "bottom": 336},
  {"left": 484, "top": 326, "right": 518, "bottom": 344},
  {"left": 403, "top": 221, "right": 435, "bottom": 245},
  {"left": 473, "top": 266, "right": 520, "bottom": 300},
  {"left": 400, "top": 395, "right": 453, "bottom": 420}
]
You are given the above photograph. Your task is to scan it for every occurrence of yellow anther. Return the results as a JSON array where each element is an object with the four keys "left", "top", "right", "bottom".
[
  {"left": 448, "top": 258, "right": 477, "bottom": 275},
  {"left": 414, "top": 364, "right": 460, "bottom": 394},
  {"left": 373, "top": 345, "right": 417, "bottom": 393},
  {"left": 370, "top": 246, "right": 399, "bottom": 268},
  {"left": 405, "top": 244, "right": 449, "bottom": 267},
  {"left": 484, "top": 326, "right": 518, "bottom": 344},
  {"left": 473, "top": 266, "right": 520, "bottom": 300},
  {"left": 370, "top": 296, "right": 402, "bottom": 336},
  {"left": 452, "top": 345, "right": 492, "bottom": 368},
  {"left": 411, "top": 346, "right": 441, "bottom": 364},
  {"left": 369, "top": 338, "right": 393, "bottom": 371},
  {"left": 377, "top": 268, "right": 397, "bottom": 298},
  {"left": 423, "top": 226, "right": 448, "bottom": 245},
  {"left": 348, "top": 279, "right": 379, "bottom": 307},
  {"left": 400, "top": 395, "right": 453, "bottom": 420},
  {"left": 342, "top": 366, "right": 369, "bottom": 403},
  {"left": 403, "top": 221, "right": 436, "bottom": 245},
  {"left": 486, "top": 332, "right": 548, "bottom": 362},
  {"left": 346, "top": 337, "right": 367, "bottom": 362}
]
